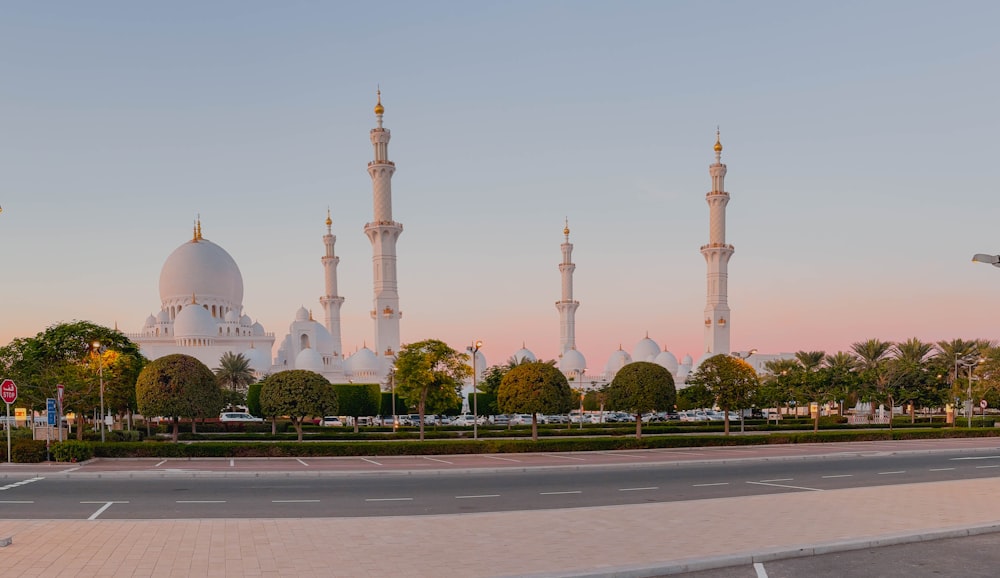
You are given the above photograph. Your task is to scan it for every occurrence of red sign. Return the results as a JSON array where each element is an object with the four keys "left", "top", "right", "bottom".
[
  {"left": 0, "top": 379, "right": 16, "bottom": 404},
  {"left": 57, "top": 383, "right": 64, "bottom": 403},
  {"left": 981, "top": 399, "right": 988, "bottom": 409}
]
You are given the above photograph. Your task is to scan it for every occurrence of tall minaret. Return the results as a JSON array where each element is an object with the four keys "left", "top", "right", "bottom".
[
  {"left": 556, "top": 218, "right": 580, "bottom": 354},
  {"left": 363, "top": 89, "right": 403, "bottom": 361},
  {"left": 320, "top": 209, "right": 345, "bottom": 359},
  {"left": 700, "top": 130, "right": 734, "bottom": 355}
]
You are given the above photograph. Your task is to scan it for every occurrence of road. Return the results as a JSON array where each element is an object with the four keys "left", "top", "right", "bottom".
[{"left": 2, "top": 438, "right": 1000, "bottom": 519}]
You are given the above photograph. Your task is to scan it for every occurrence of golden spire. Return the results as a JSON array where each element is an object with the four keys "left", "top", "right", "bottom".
[
  {"left": 714, "top": 127, "right": 723, "bottom": 153},
  {"left": 309, "top": 309, "right": 314, "bottom": 321},
  {"left": 191, "top": 293, "right": 197, "bottom": 304},
  {"left": 196, "top": 214, "right": 203, "bottom": 240},
  {"left": 325, "top": 207, "right": 332, "bottom": 227},
  {"left": 374, "top": 86, "right": 384, "bottom": 115},
  {"left": 192, "top": 220, "right": 198, "bottom": 242},
  {"left": 563, "top": 217, "right": 570, "bottom": 237}
]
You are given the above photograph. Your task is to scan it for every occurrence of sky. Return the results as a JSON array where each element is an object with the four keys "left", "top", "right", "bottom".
[{"left": 2, "top": 1, "right": 1000, "bottom": 373}]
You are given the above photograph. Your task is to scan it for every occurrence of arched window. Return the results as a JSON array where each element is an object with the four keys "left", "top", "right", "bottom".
[{"left": 300, "top": 334, "right": 311, "bottom": 350}]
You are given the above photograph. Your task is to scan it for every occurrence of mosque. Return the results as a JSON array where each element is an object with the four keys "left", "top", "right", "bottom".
[{"left": 129, "top": 93, "right": 787, "bottom": 390}]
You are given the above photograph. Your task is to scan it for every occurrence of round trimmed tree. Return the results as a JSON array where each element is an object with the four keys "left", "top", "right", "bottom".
[
  {"left": 497, "top": 362, "right": 573, "bottom": 440},
  {"left": 605, "top": 361, "right": 676, "bottom": 439},
  {"left": 686, "top": 354, "right": 759, "bottom": 435},
  {"left": 259, "top": 370, "right": 337, "bottom": 441},
  {"left": 135, "top": 354, "right": 224, "bottom": 442}
]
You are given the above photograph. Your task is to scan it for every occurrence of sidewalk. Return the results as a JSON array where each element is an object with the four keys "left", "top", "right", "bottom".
[{"left": 2, "top": 476, "right": 1000, "bottom": 577}]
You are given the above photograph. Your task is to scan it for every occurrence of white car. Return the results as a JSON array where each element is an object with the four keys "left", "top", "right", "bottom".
[
  {"left": 319, "top": 416, "right": 343, "bottom": 427},
  {"left": 450, "top": 414, "right": 485, "bottom": 426},
  {"left": 219, "top": 412, "right": 263, "bottom": 423}
]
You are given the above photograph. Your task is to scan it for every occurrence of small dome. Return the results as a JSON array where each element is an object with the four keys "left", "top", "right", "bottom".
[
  {"left": 605, "top": 348, "right": 633, "bottom": 376},
  {"left": 242, "top": 347, "right": 271, "bottom": 372},
  {"left": 682, "top": 354, "right": 693, "bottom": 365},
  {"left": 294, "top": 306, "right": 310, "bottom": 322},
  {"left": 559, "top": 348, "right": 587, "bottom": 375},
  {"left": 512, "top": 347, "right": 536, "bottom": 364},
  {"left": 145, "top": 314, "right": 157, "bottom": 328},
  {"left": 240, "top": 314, "right": 253, "bottom": 326},
  {"left": 295, "top": 348, "right": 324, "bottom": 373},
  {"left": 224, "top": 310, "right": 239, "bottom": 323},
  {"left": 633, "top": 337, "right": 661, "bottom": 362},
  {"left": 678, "top": 365, "right": 691, "bottom": 380},
  {"left": 251, "top": 322, "right": 265, "bottom": 336},
  {"left": 654, "top": 350, "right": 679, "bottom": 375},
  {"left": 156, "top": 310, "right": 171, "bottom": 323},
  {"left": 173, "top": 304, "right": 217, "bottom": 338},
  {"left": 694, "top": 351, "right": 716, "bottom": 371},
  {"left": 346, "top": 347, "right": 380, "bottom": 377}
]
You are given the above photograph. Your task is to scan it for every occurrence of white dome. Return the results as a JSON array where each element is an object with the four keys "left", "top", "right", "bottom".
[
  {"left": 159, "top": 238, "right": 243, "bottom": 309},
  {"left": 633, "top": 337, "right": 661, "bottom": 362},
  {"left": 605, "top": 348, "right": 633, "bottom": 375},
  {"left": 682, "top": 354, "right": 693, "bottom": 365},
  {"left": 314, "top": 323, "right": 337, "bottom": 355},
  {"left": 512, "top": 347, "right": 536, "bottom": 364},
  {"left": 156, "top": 310, "right": 170, "bottom": 323},
  {"left": 559, "top": 348, "right": 587, "bottom": 374},
  {"left": 694, "top": 351, "right": 716, "bottom": 370},
  {"left": 242, "top": 347, "right": 272, "bottom": 372},
  {"left": 466, "top": 350, "right": 488, "bottom": 374},
  {"left": 678, "top": 365, "right": 690, "bottom": 380},
  {"left": 173, "top": 304, "right": 217, "bottom": 338},
  {"left": 346, "top": 347, "right": 380, "bottom": 377},
  {"left": 295, "top": 348, "right": 324, "bottom": 373},
  {"left": 145, "top": 314, "right": 156, "bottom": 328},
  {"left": 224, "top": 310, "right": 239, "bottom": 323},
  {"left": 654, "top": 350, "right": 679, "bottom": 374},
  {"left": 294, "top": 306, "right": 310, "bottom": 322},
  {"left": 240, "top": 314, "right": 252, "bottom": 326},
  {"left": 252, "top": 322, "right": 265, "bottom": 336}
]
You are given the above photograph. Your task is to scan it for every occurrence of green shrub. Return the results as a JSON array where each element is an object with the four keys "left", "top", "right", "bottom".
[
  {"left": 11, "top": 439, "right": 48, "bottom": 463},
  {"left": 107, "top": 430, "right": 141, "bottom": 442},
  {"left": 52, "top": 440, "right": 95, "bottom": 462}
]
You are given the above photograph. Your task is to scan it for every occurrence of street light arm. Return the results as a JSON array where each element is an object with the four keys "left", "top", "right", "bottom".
[{"left": 972, "top": 254, "right": 1000, "bottom": 268}]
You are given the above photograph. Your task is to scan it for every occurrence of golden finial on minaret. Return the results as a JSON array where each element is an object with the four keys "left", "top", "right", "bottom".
[
  {"left": 714, "top": 126, "right": 723, "bottom": 153},
  {"left": 191, "top": 293, "right": 197, "bottom": 305},
  {"left": 325, "top": 207, "right": 333, "bottom": 227},
  {"left": 192, "top": 220, "right": 198, "bottom": 242},
  {"left": 563, "top": 217, "right": 570, "bottom": 238},
  {"left": 196, "top": 214, "right": 203, "bottom": 240},
  {"left": 374, "top": 86, "right": 384, "bottom": 115}
]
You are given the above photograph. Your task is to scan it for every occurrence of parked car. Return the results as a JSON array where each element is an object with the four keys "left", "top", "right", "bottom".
[
  {"left": 219, "top": 412, "right": 263, "bottom": 423},
  {"left": 491, "top": 414, "right": 511, "bottom": 426},
  {"left": 319, "top": 416, "right": 343, "bottom": 427},
  {"left": 450, "top": 414, "right": 486, "bottom": 426}
]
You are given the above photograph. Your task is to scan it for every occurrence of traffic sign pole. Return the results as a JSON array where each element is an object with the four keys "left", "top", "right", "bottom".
[{"left": 1, "top": 379, "right": 17, "bottom": 463}]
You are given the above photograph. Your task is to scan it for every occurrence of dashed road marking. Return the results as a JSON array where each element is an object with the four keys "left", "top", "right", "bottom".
[
  {"left": 877, "top": 471, "right": 906, "bottom": 475},
  {"left": 455, "top": 494, "right": 500, "bottom": 499},
  {"left": 361, "top": 458, "right": 383, "bottom": 466},
  {"left": 747, "top": 481, "right": 823, "bottom": 492},
  {"left": 976, "top": 465, "right": 1000, "bottom": 469},
  {"left": 759, "top": 478, "right": 794, "bottom": 483},
  {"left": 822, "top": 474, "right": 852, "bottom": 478},
  {"left": 952, "top": 456, "right": 1000, "bottom": 460},
  {"left": 365, "top": 497, "right": 412, "bottom": 502},
  {"left": 0, "top": 477, "right": 44, "bottom": 491},
  {"left": 0, "top": 500, "right": 33, "bottom": 504},
  {"left": 176, "top": 500, "right": 226, "bottom": 503},
  {"left": 929, "top": 468, "right": 956, "bottom": 471},
  {"left": 540, "top": 491, "right": 582, "bottom": 495},
  {"left": 273, "top": 499, "right": 320, "bottom": 503},
  {"left": 693, "top": 483, "right": 729, "bottom": 487},
  {"left": 82, "top": 501, "right": 128, "bottom": 520},
  {"left": 619, "top": 487, "right": 658, "bottom": 492},
  {"left": 296, "top": 459, "right": 309, "bottom": 467},
  {"left": 154, "top": 460, "right": 167, "bottom": 468}
]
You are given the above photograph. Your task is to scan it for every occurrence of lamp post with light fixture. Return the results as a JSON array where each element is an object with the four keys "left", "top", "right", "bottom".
[
  {"left": 468, "top": 340, "right": 483, "bottom": 440},
  {"left": 730, "top": 350, "right": 756, "bottom": 432},
  {"left": 91, "top": 341, "right": 106, "bottom": 443},
  {"left": 958, "top": 358, "right": 983, "bottom": 428}
]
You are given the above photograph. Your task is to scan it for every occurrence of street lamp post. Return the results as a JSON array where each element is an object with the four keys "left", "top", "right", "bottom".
[
  {"left": 390, "top": 365, "right": 397, "bottom": 432},
  {"left": 470, "top": 340, "right": 483, "bottom": 440},
  {"left": 578, "top": 368, "right": 588, "bottom": 430},
  {"left": 957, "top": 357, "right": 983, "bottom": 428},
  {"left": 92, "top": 341, "right": 106, "bottom": 443},
  {"left": 730, "top": 349, "right": 756, "bottom": 433}
]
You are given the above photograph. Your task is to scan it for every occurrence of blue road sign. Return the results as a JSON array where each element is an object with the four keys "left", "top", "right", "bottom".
[{"left": 47, "top": 398, "right": 56, "bottom": 426}]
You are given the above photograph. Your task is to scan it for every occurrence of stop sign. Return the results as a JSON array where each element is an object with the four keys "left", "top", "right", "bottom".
[{"left": 0, "top": 379, "right": 16, "bottom": 404}]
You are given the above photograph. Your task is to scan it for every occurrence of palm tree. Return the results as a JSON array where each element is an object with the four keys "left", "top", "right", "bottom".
[
  {"left": 794, "top": 351, "right": 825, "bottom": 372},
  {"left": 823, "top": 351, "right": 859, "bottom": 412},
  {"left": 215, "top": 351, "right": 255, "bottom": 404},
  {"left": 851, "top": 338, "right": 893, "bottom": 421}
]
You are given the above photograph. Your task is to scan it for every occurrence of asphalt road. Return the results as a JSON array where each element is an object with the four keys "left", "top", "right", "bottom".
[{"left": 2, "top": 440, "right": 1000, "bottom": 519}]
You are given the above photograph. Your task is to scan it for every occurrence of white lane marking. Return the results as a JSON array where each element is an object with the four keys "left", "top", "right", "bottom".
[
  {"left": 976, "top": 465, "right": 1000, "bottom": 469},
  {"left": 619, "top": 487, "right": 658, "bottom": 492},
  {"left": 822, "top": 474, "right": 853, "bottom": 478},
  {"left": 930, "top": 468, "right": 956, "bottom": 471},
  {"left": 543, "top": 453, "right": 586, "bottom": 461},
  {"left": 365, "top": 497, "right": 412, "bottom": 502},
  {"left": 361, "top": 457, "right": 383, "bottom": 466},
  {"left": 755, "top": 561, "right": 769, "bottom": 578},
  {"left": 272, "top": 499, "right": 320, "bottom": 503},
  {"left": 175, "top": 500, "right": 226, "bottom": 503},
  {"left": 423, "top": 457, "right": 453, "bottom": 465},
  {"left": 154, "top": 459, "right": 167, "bottom": 468},
  {"left": 0, "top": 500, "right": 34, "bottom": 504},
  {"left": 0, "top": 477, "right": 44, "bottom": 491},
  {"left": 693, "top": 483, "right": 729, "bottom": 487},
  {"left": 455, "top": 494, "right": 500, "bottom": 499},
  {"left": 229, "top": 459, "right": 235, "bottom": 467},
  {"left": 540, "top": 491, "right": 582, "bottom": 495},
  {"left": 481, "top": 455, "right": 521, "bottom": 463},
  {"left": 952, "top": 456, "right": 1000, "bottom": 460},
  {"left": 759, "top": 478, "right": 794, "bottom": 482},
  {"left": 597, "top": 452, "right": 646, "bottom": 459},
  {"left": 84, "top": 501, "right": 129, "bottom": 520},
  {"left": 296, "top": 459, "right": 309, "bottom": 467},
  {"left": 747, "top": 481, "right": 823, "bottom": 492},
  {"left": 59, "top": 467, "right": 81, "bottom": 473},
  {"left": 878, "top": 471, "right": 906, "bottom": 475}
]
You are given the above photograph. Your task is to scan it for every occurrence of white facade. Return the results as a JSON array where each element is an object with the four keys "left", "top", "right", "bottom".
[
  {"left": 556, "top": 220, "right": 587, "bottom": 381},
  {"left": 701, "top": 131, "right": 734, "bottom": 357}
]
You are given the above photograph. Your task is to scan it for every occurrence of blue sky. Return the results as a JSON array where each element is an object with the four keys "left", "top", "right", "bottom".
[{"left": 2, "top": 1, "right": 999, "bottom": 371}]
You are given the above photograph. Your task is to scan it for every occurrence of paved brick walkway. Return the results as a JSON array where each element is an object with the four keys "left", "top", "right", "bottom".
[{"left": 2, "top": 476, "right": 1000, "bottom": 577}]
